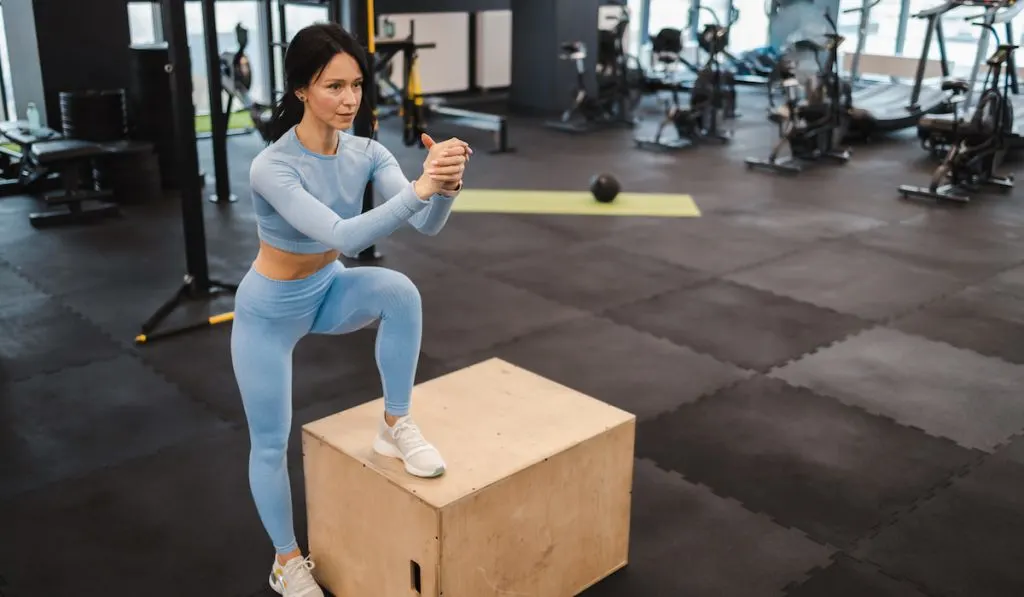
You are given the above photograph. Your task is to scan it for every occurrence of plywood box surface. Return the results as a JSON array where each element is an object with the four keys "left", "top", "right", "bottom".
[{"left": 302, "top": 358, "right": 636, "bottom": 597}]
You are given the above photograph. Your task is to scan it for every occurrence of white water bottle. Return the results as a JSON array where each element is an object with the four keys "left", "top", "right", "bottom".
[{"left": 26, "top": 102, "right": 40, "bottom": 129}]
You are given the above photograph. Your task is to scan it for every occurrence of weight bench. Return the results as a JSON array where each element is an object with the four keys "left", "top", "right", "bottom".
[{"left": 26, "top": 139, "right": 120, "bottom": 228}]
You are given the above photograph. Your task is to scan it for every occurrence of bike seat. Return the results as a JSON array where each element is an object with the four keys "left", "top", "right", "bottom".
[{"left": 941, "top": 79, "right": 969, "bottom": 94}]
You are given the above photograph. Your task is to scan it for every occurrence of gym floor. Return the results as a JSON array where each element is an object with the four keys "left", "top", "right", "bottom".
[{"left": 2, "top": 88, "right": 1024, "bottom": 597}]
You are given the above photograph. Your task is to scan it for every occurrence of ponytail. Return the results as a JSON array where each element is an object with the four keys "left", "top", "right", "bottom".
[{"left": 268, "top": 91, "right": 304, "bottom": 143}]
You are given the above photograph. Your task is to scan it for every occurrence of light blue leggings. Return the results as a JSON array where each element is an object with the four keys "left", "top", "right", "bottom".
[{"left": 230, "top": 260, "right": 422, "bottom": 555}]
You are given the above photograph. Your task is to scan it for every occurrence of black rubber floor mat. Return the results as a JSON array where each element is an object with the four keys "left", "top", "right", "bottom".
[
  {"left": 728, "top": 241, "right": 965, "bottom": 321},
  {"left": 0, "top": 354, "right": 229, "bottom": 501},
  {"left": 773, "top": 327, "right": 1024, "bottom": 452},
  {"left": 719, "top": 202, "right": 886, "bottom": 242},
  {"left": 635, "top": 376, "right": 979, "bottom": 548},
  {"left": 0, "top": 426, "right": 293, "bottom": 597},
  {"left": 62, "top": 277, "right": 237, "bottom": 346},
  {"left": 853, "top": 436, "right": 1024, "bottom": 597},
  {"left": 507, "top": 213, "right": 665, "bottom": 242},
  {"left": 848, "top": 217, "right": 1024, "bottom": 282},
  {"left": 580, "top": 459, "right": 835, "bottom": 597},
  {"left": 784, "top": 555, "right": 932, "bottom": 596},
  {"left": 892, "top": 283, "right": 1024, "bottom": 365},
  {"left": 0, "top": 213, "right": 183, "bottom": 297},
  {"left": 483, "top": 241, "right": 708, "bottom": 313},
  {"left": 602, "top": 215, "right": 807, "bottom": 275},
  {"left": 0, "top": 295, "right": 123, "bottom": 382},
  {"left": 990, "top": 265, "right": 1024, "bottom": 298},
  {"left": 415, "top": 270, "right": 585, "bottom": 361},
  {"left": 0, "top": 261, "right": 47, "bottom": 310},
  {"left": 604, "top": 279, "right": 868, "bottom": 371},
  {"left": 391, "top": 212, "right": 579, "bottom": 270},
  {"left": 449, "top": 315, "right": 751, "bottom": 421}
]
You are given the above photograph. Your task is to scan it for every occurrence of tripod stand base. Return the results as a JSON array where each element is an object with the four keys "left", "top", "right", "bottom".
[
  {"left": 745, "top": 156, "right": 803, "bottom": 174},
  {"left": 635, "top": 136, "right": 694, "bottom": 151},
  {"left": 898, "top": 184, "right": 971, "bottom": 203},
  {"left": 898, "top": 174, "right": 1014, "bottom": 204},
  {"left": 745, "top": 148, "right": 851, "bottom": 175},
  {"left": 135, "top": 277, "right": 238, "bottom": 344}
]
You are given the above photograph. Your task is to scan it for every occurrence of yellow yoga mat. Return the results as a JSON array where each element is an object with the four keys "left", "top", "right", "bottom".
[{"left": 449, "top": 189, "right": 700, "bottom": 217}]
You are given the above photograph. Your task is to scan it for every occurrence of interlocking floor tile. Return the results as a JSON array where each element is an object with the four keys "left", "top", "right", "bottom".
[
  {"left": 727, "top": 241, "right": 964, "bottom": 320},
  {"left": 892, "top": 283, "right": 1024, "bottom": 365},
  {"left": 483, "top": 241, "right": 707, "bottom": 312},
  {"left": 604, "top": 280, "right": 868, "bottom": 371},
  {"left": 0, "top": 296, "right": 123, "bottom": 382},
  {"left": 580, "top": 459, "right": 835, "bottom": 597},
  {"left": 0, "top": 427, "right": 284, "bottom": 597},
  {"left": 636, "top": 376, "right": 979, "bottom": 548},
  {"left": 853, "top": 436, "right": 1024, "bottom": 597},
  {"left": 415, "top": 270, "right": 586, "bottom": 361},
  {"left": 450, "top": 315, "right": 751, "bottom": 420},
  {"left": 784, "top": 555, "right": 932, "bottom": 597},
  {"left": 602, "top": 215, "right": 807, "bottom": 275},
  {"left": 772, "top": 327, "right": 1024, "bottom": 452}
]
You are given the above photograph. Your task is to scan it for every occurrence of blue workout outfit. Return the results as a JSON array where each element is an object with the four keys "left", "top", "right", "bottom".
[{"left": 231, "top": 126, "right": 457, "bottom": 555}]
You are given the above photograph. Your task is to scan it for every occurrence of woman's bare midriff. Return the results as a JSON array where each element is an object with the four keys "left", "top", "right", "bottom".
[{"left": 252, "top": 241, "right": 341, "bottom": 281}]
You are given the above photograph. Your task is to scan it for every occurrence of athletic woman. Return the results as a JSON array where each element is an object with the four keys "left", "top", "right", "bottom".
[{"left": 231, "top": 22, "right": 471, "bottom": 597}]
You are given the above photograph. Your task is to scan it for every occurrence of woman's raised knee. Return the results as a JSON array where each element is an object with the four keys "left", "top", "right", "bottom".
[{"left": 373, "top": 269, "right": 422, "bottom": 312}]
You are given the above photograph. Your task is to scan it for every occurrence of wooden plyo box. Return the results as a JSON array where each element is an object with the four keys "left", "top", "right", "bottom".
[{"left": 301, "top": 358, "right": 636, "bottom": 597}]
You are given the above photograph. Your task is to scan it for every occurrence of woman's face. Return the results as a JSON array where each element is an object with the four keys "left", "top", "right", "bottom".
[{"left": 298, "top": 52, "right": 363, "bottom": 130}]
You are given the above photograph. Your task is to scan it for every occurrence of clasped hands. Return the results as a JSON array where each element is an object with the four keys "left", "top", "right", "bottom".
[{"left": 414, "top": 133, "right": 472, "bottom": 199}]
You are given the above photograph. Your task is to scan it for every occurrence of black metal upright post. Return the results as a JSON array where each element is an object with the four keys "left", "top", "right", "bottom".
[
  {"left": 202, "top": 0, "right": 237, "bottom": 204},
  {"left": 260, "top": 0, "right": 277, "bottom": 103},
  {"left": 137, "top": 0, "right": 238, "bottom": 345},
  {"left": 352, "top": 0, "right": 381, "bottom": 261}
]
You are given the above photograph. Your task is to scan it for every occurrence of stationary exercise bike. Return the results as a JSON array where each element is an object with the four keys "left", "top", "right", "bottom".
[
  {"left": 220, "top": 23, "right": 273, "bottom": 143},
  {"left": 744, "top": 10, "right": 852, "bottom": 174},
  {"left": 898, "top": 28, "right": 1016, "bottom": 203},
  {"left": 545, "top": 2, "right": 644, "bottom": 133},
  {"left": 635, "top": 7, "right": 737, "bottom": 150}
]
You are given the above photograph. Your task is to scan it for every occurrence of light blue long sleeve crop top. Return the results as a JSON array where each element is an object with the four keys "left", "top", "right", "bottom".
[{"left": 249, "top": 126, "right": 457, "bottom": 257}]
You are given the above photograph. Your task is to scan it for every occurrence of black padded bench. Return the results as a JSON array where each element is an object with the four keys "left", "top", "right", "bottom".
[{"left": 26, "top": 139, "right": 120, "bottom": 228}]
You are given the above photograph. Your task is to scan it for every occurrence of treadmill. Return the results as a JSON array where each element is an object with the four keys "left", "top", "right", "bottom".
[
  {"left": 916, "top": 0, "right": 1024, "bottom": 150},
  {"left": 843, "top": 0, "right": 975, "bottom": 140}
]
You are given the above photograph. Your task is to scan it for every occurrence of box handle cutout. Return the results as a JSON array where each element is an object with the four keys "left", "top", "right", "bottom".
[{"left": 410, "top": 559, "right": 421, "bottom": 593}]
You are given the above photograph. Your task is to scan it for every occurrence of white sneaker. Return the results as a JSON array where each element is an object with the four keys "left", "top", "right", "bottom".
[
  {"left": 269, "top": 554, "right": 324, "bottom": 597},
  {"left": 373, "top": 415, "right": 447, "bottom": 478}
]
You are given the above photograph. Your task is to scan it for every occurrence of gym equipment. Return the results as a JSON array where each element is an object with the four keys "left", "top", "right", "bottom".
[
  {"left": 840, "top": 0, "right": 966, "bottom": 140},
  {"left": 899, "top": 34, "right": 1016, "bottom": 203},
  {"left": 745, "top": 10, "right": 852, "bottom": 174},
  {"left": 635, "top": 6, "right": 736, "bottom": 151},
  {"left": 217, "top": 24, "right": 274, "bottom": 144},
  {"left": 643, "top": 26, "right": 703, "bottom": 91},
  {"left": 590, "top": 173, "right": 620, "bottom": 202},
  {"left": 25, "top": 140, "right": 121, "bottom": 228},
  {"left": 375, "top": 21, "right": 514, "bottom": 154},
  {"left": 917, "top": 0, "right": 1024, "bottom": 155},
  {"left": 545, "top": 2, "right": 644, "bottom": 133},
  {"left": 717, "top": 7, "right": 777, "bottom": 85},
  {"left": 58, "top": 90, "right": 128, "bottom": 142},
  {"left": 0, "top": 94, "right": 158, "bottom": 227},
  {"left": 135, "top": 0, "right": 237, "bottom": 345},
  {"left": 303, "top": 359, "right": 636, "bottom": 597}
]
